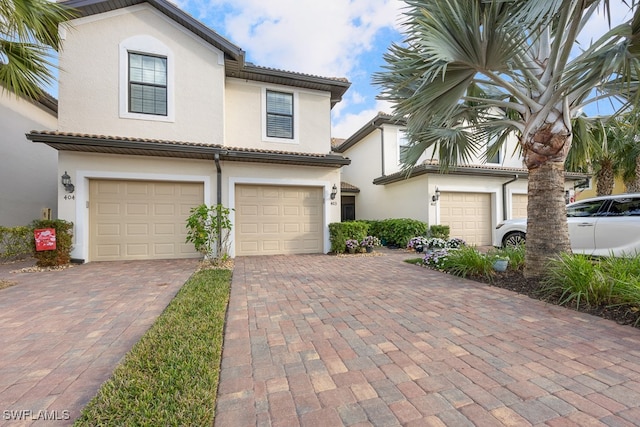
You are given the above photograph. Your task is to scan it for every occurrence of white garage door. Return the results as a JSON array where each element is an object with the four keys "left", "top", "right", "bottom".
[
  {"left": 440, "top": 192, "right": 492, "bottom": 246},
  {"left": 235, "top": 184, "right": 323, "bottom": 256},
  {"left": 90, "top": 180, "right": 203, "bottom": 261},
  {"left": 512, "top": 194, "right": 528, "bottom": 219}
]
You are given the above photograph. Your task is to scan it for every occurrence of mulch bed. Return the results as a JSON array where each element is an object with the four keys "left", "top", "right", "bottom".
[{"left": 472, "top": 269, "right": 640, "bottom": 329}]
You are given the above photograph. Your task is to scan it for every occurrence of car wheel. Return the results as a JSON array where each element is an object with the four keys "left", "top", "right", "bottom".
[{"left": 503, "top": 231, "right": 526, "bottom": 248}]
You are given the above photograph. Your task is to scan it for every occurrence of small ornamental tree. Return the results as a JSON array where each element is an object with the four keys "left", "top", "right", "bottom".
[{"left": 185, "top": 204, "right": 233, "bottom": 262}]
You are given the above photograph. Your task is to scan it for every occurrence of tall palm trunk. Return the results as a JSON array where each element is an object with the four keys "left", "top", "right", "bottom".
[
  {"left": 525, "top": 163, "right": 571, "bottom": 278},
  {"left": 522, "top": 121, "right": 572, "bottom": 279},
  {"left": 596, "top": 159, "right": 615, "bottom": 196},
  {"left": 625, "top": 156, "right": 640, "bottom": 193}
]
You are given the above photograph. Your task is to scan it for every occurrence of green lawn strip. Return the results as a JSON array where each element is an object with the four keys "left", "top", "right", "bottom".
[{"left": 75, "top": 268, "right": 232, "bottom": 426}]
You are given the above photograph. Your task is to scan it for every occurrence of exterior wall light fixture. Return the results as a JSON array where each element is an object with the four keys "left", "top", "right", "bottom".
[
  {"left": 432, "top": 187, "right": 440, "bottom": 202},
  {"left": 330, "top": 184, "right": 338, "bottom": 200},
  {"left": 61, "top": 171, "right": 75, "bottom": 193}
]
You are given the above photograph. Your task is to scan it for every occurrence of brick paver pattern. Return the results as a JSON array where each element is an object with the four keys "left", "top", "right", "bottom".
[
  {"left": 0, "top": 259, "right": 198, "bottom": 426},
  {"left": 216, "top": 251, "right": 640, "bottom": 426}
]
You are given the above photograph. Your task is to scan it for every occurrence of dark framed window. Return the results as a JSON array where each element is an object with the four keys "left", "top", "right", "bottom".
[
  {"left": 566, "top": 200, "right": 607, "bottom": 217},
  {"left": 129, "top": 52, "right": 167, "bottom": 116},
  {"left": 266, "top": 90, "right": 293, "bottom": 139}
]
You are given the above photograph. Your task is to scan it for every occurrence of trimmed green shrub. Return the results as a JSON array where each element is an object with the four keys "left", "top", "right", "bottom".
[
  {"left": 329, "top": 221, "right": 369, "bottom": 253},
  {"left": 429, "top": 225, "right": 450, "bottom": 240},
  {"left": 0, "top": 226, "right": 34, "bottom": 261},
  {"left": 31, "top": 219, "right": 73, "bottom": 267},
  {"left": 376, "top": 218, "right": 428, "bottom": 248}
]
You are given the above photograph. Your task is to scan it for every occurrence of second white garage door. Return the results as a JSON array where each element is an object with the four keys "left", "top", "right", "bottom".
[
  {"left": 235, "top": 184, "right": 323, "bottom": 255},
  {"left": 440, "top": 192, "right": 492, "bottom": 246},
  {"left": 90, "top": 180, "right": 203, "bottom": 261}
]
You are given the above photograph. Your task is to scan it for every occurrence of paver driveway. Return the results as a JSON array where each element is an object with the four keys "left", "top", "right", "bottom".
[
  {"left": 216, "top": 250, "right": 640, "bottom": 426},
  {"left": 0, "top": 258, "right": 198, "bottom": 426}
]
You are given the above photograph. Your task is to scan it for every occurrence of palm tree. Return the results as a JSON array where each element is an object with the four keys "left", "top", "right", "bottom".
[
  {"left": 568, "top": 116, "right": 624, "bottom": 196},
  {"left": 374, "top": 0, "right": 640, "bottom": 278},
  {"left": 0, "top": 0, "right": 75, "bottom": 100}
]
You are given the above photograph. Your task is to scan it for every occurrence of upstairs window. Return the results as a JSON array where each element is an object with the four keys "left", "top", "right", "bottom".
[
  {"left": 398, "top": 130, "right": 410, "bottom": 164},
  {"left": 129, "top": 53, "right": 167, "bottom": 116},
  {"left": 266, "top": 90, "right": 293, "bottom": 139}
]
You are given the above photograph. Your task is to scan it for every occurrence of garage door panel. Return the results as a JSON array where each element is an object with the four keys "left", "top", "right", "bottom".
[
  {"left": 127, "top": 204, "right": 148, "bottom": 215},
  {"left": 126, "top": 224, "right": 148, "bottom": 235},
  {"left": 126, "top": 243, "right": 148, "bottom": 256},
  {"left": 236, "top": 184, "right": 323, "bottom": 255},
  {"left": 512, "top": 194, "right": 528, "bottom": 219},
  {"left": 154, "top": 224, "right": 174, "bottom": 235},
  {"left": 90, "top": 180, "right": 203, "bottom": 261},
  {"left": 283, "top": 206, "right": 299, "bottom": 216},
  {"left": 262, "top": 223, "right": 279, "bottom": 233},
  {"left": 441, "top": 192, "right": 492, "bottom": 246},
  {"left": 127, "top": 183, "right": 150, "bottom": 195},
  {"left": 155, "top": 204, "right": 175, "bottom": 215},
  {"left": 96, "top": 245, "right": 120, "bottom": 257},
  {"left": 154, "top": 243, "right": 175, "bottom": 255},
  {"left": 262, "top": 205, "right": 279, "bottom": 215},
  {"left": 241, "top": 223, "right": 259, "bottom": 234}
]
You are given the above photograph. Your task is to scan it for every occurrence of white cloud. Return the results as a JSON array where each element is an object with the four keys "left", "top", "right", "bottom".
[
  {"left": 218, "top": 0, "right": 402, "bottom": 78},
  {"left": 332, "top": 99, "right": 393, "bottom": 139}
]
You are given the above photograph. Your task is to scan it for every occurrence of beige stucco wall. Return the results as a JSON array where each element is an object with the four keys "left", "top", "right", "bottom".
[
  {"left": 0, "top": 93, "right": 58, "bottom": 226},
  {"left": 58, "top": 4, "right": 225, "bottom": 144},
  {"left": 58, "top": 151, "right": 341, "bottom": 260},
  {"left": 225, "top": 78, "right": 332, "bottom": 154},
  {"left": 380, "top": 123, "right": 524, "bottom": 175}
]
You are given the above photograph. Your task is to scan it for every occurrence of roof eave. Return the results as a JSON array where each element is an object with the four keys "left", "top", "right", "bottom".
[
  {"left": 373, "top": 165, "right": 591, "bottom": 185},
  {"left": 26, "top": 132, "right": 351, "bottom": 168}
]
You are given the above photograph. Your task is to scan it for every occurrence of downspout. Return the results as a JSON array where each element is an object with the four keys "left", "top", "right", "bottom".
[
  {"left": 502, "top": 175, "right": 519, "bottom": 220},
  {"left": 375, "top": 123, "right": 385, "bottom": 176},
  {"left": 214, "top": 152, "right": 222, "bottom": 256}
]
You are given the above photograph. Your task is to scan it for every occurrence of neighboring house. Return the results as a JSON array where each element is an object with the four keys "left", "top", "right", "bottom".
[
  {"left": 27, "top": 0, "right": 350, "bottom": 262},
  {"left": 575, "top": 176, "right": 627, "bottom": 201},
  {"left": 0, "top": 89, "right": 58, "bottom": 226},
  {"left": 334, "top": 113, "right": 589, "bottom": 247}
]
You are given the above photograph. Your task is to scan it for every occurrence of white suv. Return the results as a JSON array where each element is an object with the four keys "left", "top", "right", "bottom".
[{"left": 495, "top": 193, "right": 640, "bottom": 256}]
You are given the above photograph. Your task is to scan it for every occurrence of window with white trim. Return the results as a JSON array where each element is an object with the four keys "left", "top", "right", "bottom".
[
  {"left": 119, "top": 35, "right": 174, "bottom": 122},
  {"left": 128, "top": 52, "right": 167, "bottom": 116},
  {"left": 266, "top": 90, "right": 294, "bottom": 139},
  {"left": 398, "top": 130, "right": 409, "bottom": 164}
]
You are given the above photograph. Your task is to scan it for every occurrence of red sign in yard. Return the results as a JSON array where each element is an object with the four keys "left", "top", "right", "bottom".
[{"left": 34, "top": 228, "right": 56, "bottom": 251}]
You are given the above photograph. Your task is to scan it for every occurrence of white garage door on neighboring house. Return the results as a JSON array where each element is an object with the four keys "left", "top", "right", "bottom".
[
  {"left": 440, "top": 192, "right": 492, "bottom": 246},
  {"left": 512, "top": 194, "right": 528, "bottom": 219},
  {"left": 89, "top": 180, "right": 203, "bottom": 261},
  {"left": 235, "top": 184, "right": 323, "bottom": 256}
]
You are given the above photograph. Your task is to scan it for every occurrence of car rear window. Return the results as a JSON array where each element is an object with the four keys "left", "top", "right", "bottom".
[{"left": 604, "top": 198, "right": 640, "bottom": 216}]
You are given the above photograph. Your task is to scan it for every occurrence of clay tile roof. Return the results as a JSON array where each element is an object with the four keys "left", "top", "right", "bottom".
[
  {"left": 341, "top": 181, "right": 360, "bottom": 193},
  {"left": 26, "top": 130, "right": 351, "bottom": 167}
]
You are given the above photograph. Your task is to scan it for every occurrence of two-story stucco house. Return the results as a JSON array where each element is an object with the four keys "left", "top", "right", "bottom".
[
  {"left": 27, "top": 0, "right": 350, "bottom": 262},
  {"left": 335, "top": 113, "right": 589, "bottom": 247},
  {"left": 1, "top": 89, "right": 58, "bottom": 226}
]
